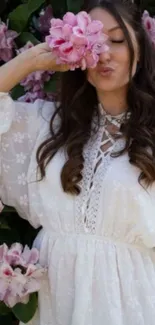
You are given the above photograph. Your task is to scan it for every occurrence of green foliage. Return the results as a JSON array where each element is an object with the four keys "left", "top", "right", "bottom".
[
  {"left": 12, "top": 293, "right": 38, "bottom": 323},
  {"left": 9, "top": 0, "right": 45, "bottom": 32}
]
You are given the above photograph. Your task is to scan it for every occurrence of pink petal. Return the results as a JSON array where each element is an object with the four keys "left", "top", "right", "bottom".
[
  {"left": 25, "top": 264, "right": 37, "bottom": 276},
  {"left": 23, "top": 278, "right": 40, "bottom": 296},
  {"left": 63, "top": 12, "right": 77, "bottom": 27},
  {"left": 0, "top": 49, "right": 13, "bottom": 62},
  {"left": 5, "top": 243, "right": 23, "bottom": 265},
  {"left": 22, "top": 246, "right": 39, "bottom": 265},
  {"left": 46, "top": 35, "right": 65, "bottom": 48},
  {"left": 0, "top": 263, "right": 14, "bottom": 277},
  {"left": 59, "top": 41, "right": 74, "bottom": 56},
  {"left": 25, "top": 264, "right": 46, "bottom": 278},
  {"left": 6, "top": 30, "right": 18, "bottom": 40},
  {"left": 76, "top": 11, "right": 91, "bottom": 32},
  {"left": 0, "top": 244, "right": 8, "bottom": 262},
  {"left": 81, "top": 58, "right": 87, "bottom": 70},
  {"left": 9, "top": 243, "right": 23, "bottom": 256},
  {"left": 72, "top": 26, "right": 88, "bottom": 45},
  {"left": 49, "top": 26, "right": 63, "bottom": 39},
  {"left": 20, "top": 294, "right": 30, "bottom": 304},
  {"left": 50, "top": 18, "right": 64, "bottom": 28},
  {"left": 86, "top": 20, "right": 103, "bottom": 35},
  {"left": 62, "top": 24, "right": 73, "bottom": 39},
  {"left": 4, "top": 292, "right": 19, "bottom": 308},
  {"left": 85, "top": 51, "right": 99, "bottom": 68},
  {"left": 0, "top": 278, "right": 9, "bottom": 300}
]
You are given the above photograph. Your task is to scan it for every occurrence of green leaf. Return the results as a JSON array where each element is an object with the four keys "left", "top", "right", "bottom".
[
  {"left": 17, "top": 32, "right": 40, "bottom": 46},
  {"left": 12, "top": 293, "right": 38, "bottom": 323},
  {"left": 9, "top": 0, "right": 45, "bottom": 32},
  {"left": 67, "top": 0, "right": 84, "bottom": 13},
  {"left": 11, "top": 84, "right": 25, "bottom": 100},
  {"left": 0, "top": 302, "right": 11, "bottom": 315},
  {"left": 44, "top": 74, "right": 59, "bottom": 93}
]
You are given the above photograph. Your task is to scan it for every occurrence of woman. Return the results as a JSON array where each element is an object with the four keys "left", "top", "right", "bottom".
[{"left": 0, "top": 0, "right": 155, "bottom": 324}]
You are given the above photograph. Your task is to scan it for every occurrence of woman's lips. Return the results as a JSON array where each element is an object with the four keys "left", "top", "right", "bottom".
[{"left": 97, "top": 66, "right": 115, "bottom": 76}]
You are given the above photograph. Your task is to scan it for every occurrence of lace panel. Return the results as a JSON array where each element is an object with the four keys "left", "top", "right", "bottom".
[{"left": 75, "top": 107, "right": 128, "bottom": 234}]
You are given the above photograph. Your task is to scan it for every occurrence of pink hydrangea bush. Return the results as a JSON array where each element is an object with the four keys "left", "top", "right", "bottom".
[
  {"left": 46, "top": 11, "right": 109, "bottom": 70},
  {"left": 17, "top": 41, "right": 54, "bottom": 102},
  {"left": 142, "top": 10, "right": 155, "bottom": 47},
  {"left": 0, "top": 243, "right": 46, "bottom": 308},
  {"left": 0, "top": 21, "right": 18, "bottom": 62}
]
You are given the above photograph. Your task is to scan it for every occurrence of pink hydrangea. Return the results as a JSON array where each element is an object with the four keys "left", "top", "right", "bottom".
[
  {"left": 0, "top": 21, "right": 18, "bottom": 62},
  {"left": 46, "top": 11, "right": 109, "bottom": 70},
  {"left": 18, "top": 90, "right": 54, "bottom": 103},
  {"left": 0, "top": 243, "right": 46, "bottom": 308},
  {"left": 142, "top": 10, "right": 155, "bottom": 47},
  {"left": 17, "top": 42, "right": 54, "bottom": 102}
]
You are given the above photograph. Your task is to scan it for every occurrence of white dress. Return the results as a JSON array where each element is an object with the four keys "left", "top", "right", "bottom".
[{"left": 1, "top": 92, "right": 155, "bottom": 325}]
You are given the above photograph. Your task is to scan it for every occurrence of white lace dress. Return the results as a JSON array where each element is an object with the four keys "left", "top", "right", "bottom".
[{"left": 1, "top": 92, "right": 155, "bottom": 325}]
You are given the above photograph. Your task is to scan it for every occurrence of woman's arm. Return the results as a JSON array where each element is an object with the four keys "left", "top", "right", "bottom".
[
  {"left": 0, "top": 50, "right": 35, "bottom": 92},
  {"left": 0, "top": 42, "right": 69, "bottom": 93}
]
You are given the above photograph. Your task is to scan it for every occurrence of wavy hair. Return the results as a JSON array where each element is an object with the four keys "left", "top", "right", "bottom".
[{"left": 36, "top": 0, "right": 155, "bottom": 194}]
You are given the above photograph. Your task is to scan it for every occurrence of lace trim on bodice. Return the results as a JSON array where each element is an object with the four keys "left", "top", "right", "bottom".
[{"left": 75, "top": 104, "right": 130, "bottom": 234}]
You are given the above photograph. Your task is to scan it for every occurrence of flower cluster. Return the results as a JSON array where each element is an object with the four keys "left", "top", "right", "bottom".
[
  {"left": 46, "top": 11, "right": 109, "bottom": 70},
  {"left": 142, "top": 10, "right": 155, "bottom": 47},
  {"left": 0, "top": 21, "right": 18, "bottom": 62},
  {"left": 0, "top": 243, "right": 46, "bottom": 308},
  {"left": 17, "top": 42, "right": 54, "bottom": 102}
]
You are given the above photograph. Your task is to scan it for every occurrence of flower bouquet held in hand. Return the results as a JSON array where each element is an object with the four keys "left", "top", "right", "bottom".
[
  {"left": 46, "top": 11, "right": 109, "bottom": 70},
  {"left": 0, "top": 243, "right": 46, "bottom": 323}
]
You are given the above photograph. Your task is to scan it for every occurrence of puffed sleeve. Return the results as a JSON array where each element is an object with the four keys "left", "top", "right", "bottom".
[{"left": 0, "top": 92, "right": 56, "bottom": 228}]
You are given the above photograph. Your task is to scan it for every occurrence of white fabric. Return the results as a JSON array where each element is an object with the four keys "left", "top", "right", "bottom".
[{"left": 1, "top": 92, "right": 155, "bottom": 325}]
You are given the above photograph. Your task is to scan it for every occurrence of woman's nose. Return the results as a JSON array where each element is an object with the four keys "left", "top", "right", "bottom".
[{"left": 99, "top": 49, "right": 111, "bottom": 63}]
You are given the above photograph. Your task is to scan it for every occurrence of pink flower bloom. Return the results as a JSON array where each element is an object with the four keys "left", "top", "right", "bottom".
[
  {"left": 21, "top": 245, "right": 39, "bottom": 266},
  {"left": 46, "top": 11, "right": 109, "bottom": 70},
  {"left": 63, "top": 12, "right": 77, "bottom": 27},
  {"left": 4, "top": 243, "right": 23, "bottom": 265},
  {"left": 0, "top": 21, "right": 18, "bottom": 62},
  {"left": 18, "top": 90, "right": 54, "bottom": 103},
  {"left": 142, "top": 11, "right": 155, "bottom": 47},
  {"left": 17, "top": 41, "right": 54, "bottom": 102},
  {"left": 0, "top": 243, "right": 46, "bottom": 308}
]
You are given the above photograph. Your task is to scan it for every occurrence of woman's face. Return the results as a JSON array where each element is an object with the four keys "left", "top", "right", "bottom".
[{"left": 87, "top": 8, "right": 139, "bottom": 93}]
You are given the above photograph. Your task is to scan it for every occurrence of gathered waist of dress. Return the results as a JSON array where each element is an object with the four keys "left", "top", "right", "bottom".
[{"left": 35, "top": 227, "right": 155, "bottom": 255}]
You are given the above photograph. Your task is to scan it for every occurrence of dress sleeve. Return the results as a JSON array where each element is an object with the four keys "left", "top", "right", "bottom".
[{"left": 0, "top": 92, "right": 56, "bottom": 228}]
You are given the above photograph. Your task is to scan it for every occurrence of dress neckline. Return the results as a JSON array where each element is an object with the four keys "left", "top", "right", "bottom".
[{"left": 98, "top": 103, "right": 131, "bottom": 128}]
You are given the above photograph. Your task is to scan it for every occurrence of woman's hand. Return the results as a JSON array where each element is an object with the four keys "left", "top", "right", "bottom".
[{"left": 26, "top": 42, "right": 70, "bottom": 72}]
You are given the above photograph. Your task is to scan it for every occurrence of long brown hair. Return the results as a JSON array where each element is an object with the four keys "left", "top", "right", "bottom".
[{"left": 37, "top": 0, "right": 155, "bottom": 194}]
